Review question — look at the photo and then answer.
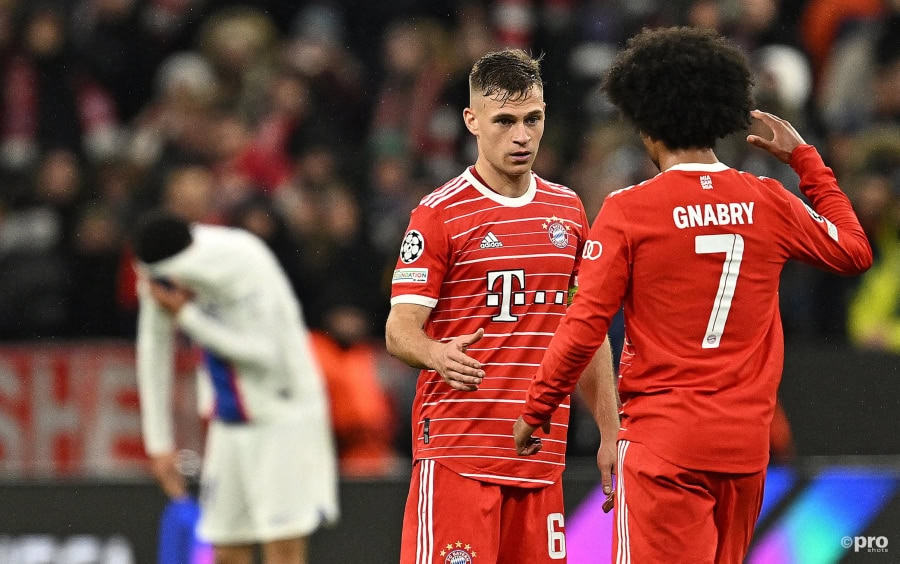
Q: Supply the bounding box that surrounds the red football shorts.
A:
[400,459,568,564]
[613,440,765,564]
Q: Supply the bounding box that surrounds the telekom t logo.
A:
[486,269,526,322]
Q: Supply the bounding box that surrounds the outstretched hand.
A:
[513,416,552,456]
[433,328,486,391]
[746,109,806,164]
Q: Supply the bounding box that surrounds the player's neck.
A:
[641,134,720,172]
[657,148,719,172]
[472,161,531,198]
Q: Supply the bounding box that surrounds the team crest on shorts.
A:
[542,216,571,249]
[400,230,425,263]
[441,541,476,563]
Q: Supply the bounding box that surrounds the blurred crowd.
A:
[0,0,897,469]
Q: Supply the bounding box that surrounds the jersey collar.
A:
[664,162,730,172]
[463,167,537,207]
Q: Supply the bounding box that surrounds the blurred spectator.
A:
[208,108,291,202]
[71,0,153,121]
[273,140,387,335]
[310,326,401,477]
[365,153,426,259]
[800,0,886,79]
[68,204,131,336]
[0,199,68,339]
[368,18,453,184]
[1,5,120,172]
[282,2,367,152]
[196,5,278,123]
[160,164,220,224]
[847,142,900,352]
[228,193,306,304]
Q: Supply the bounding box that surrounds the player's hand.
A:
[746,109,806,164]
[149,278,193,315]
[597,436,617,511]
[151,451,188,499]
[432,328,486,391]
[513,416,551,456]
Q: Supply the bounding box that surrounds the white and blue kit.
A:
[136,224,339,544]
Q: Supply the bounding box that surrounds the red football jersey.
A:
[524,146,872,473]
[391,167,590,487]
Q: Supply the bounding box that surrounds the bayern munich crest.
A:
[399,230,425,264]
[542,216,571,249]
[441,541,476,563]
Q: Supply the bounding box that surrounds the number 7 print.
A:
[695,234,744,349]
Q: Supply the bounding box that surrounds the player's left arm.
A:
[148,278,278,370]
[748,110,872,274]
[575,336,619,496]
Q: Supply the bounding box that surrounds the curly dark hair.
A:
[603,27,754,150]
[469,48,543,105]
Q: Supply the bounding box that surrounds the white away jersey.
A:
[136,225,332,456]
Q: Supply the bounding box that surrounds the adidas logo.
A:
[480,231,503,249]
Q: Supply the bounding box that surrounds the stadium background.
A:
[0,0,897,562]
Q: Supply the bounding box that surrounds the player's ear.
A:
[463,107,478,136]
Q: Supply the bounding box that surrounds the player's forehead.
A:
[478,85,545,115]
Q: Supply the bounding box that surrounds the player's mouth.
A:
[510,151,532,163]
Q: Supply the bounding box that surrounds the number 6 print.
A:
[695,234,744,349]
[547,512,566,559]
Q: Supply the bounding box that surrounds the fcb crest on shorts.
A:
[441,541,476,563]
[542,216,571,249]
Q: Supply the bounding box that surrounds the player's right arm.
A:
[387,196,486,391]
[385,303,486,392]
[136,276,187,499]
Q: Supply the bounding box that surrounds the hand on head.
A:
[746,110,806,164]
[149,278,194,315]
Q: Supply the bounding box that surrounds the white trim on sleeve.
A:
[391,294,439,308]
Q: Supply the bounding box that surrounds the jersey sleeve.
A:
[175,299,278,370]
[389,204,451,308]
[779,145,872,273]
[136,279,177,456]
[523,196,631,425]
[569,198,591,291]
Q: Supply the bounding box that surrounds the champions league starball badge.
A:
[400,230,425,264]
[542,216,571,249]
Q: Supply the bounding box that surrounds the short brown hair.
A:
[469,48,543,105]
